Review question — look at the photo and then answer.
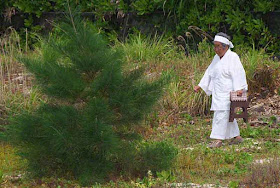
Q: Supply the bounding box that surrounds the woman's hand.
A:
[194,86,201,93]
[236,89,243,96]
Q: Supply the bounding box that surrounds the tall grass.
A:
[4,31,275,129]
[1,30,279,128]
[120,34,280,126]
[0,29,33,184]
[120,33,180,64]
[241,49,279,94]
[0,28,42,128]
[120,36,213,125]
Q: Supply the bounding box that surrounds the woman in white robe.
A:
[194,32,248,148]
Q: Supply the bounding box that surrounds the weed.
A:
[228,180,239,188]
[224,154,235,164]
[156,170,176,183]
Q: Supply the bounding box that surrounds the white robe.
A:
[210,111,240,140]
[198,49,248,139]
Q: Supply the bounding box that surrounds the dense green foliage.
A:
[7,16,177,185]
[1,0,279,52]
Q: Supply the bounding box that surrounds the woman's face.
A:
[213,41,228,57]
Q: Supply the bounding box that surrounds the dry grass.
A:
[0,28,43,127]
[139,38,280,126]
[241,158,280,188]
[241,49,280,95]
[1,30,278,126]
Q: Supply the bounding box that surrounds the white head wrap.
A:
[214,35,234,48]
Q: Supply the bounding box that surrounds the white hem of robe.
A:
[210,110,240,140]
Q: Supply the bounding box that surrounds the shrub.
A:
[8,15,170,185]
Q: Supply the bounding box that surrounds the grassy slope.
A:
[0,33,280,187]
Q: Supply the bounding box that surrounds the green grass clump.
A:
[120,33,179,63]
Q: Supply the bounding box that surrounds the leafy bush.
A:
[1,0,280,52]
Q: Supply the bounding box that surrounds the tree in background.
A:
[8,13,177,185]
[1,0,279,53]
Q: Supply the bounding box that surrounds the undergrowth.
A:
[0,30,279,187]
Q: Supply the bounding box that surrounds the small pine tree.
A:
[9,15,171,184]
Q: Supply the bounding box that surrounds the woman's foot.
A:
[208,140,222,148]
[229,136,244,145]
